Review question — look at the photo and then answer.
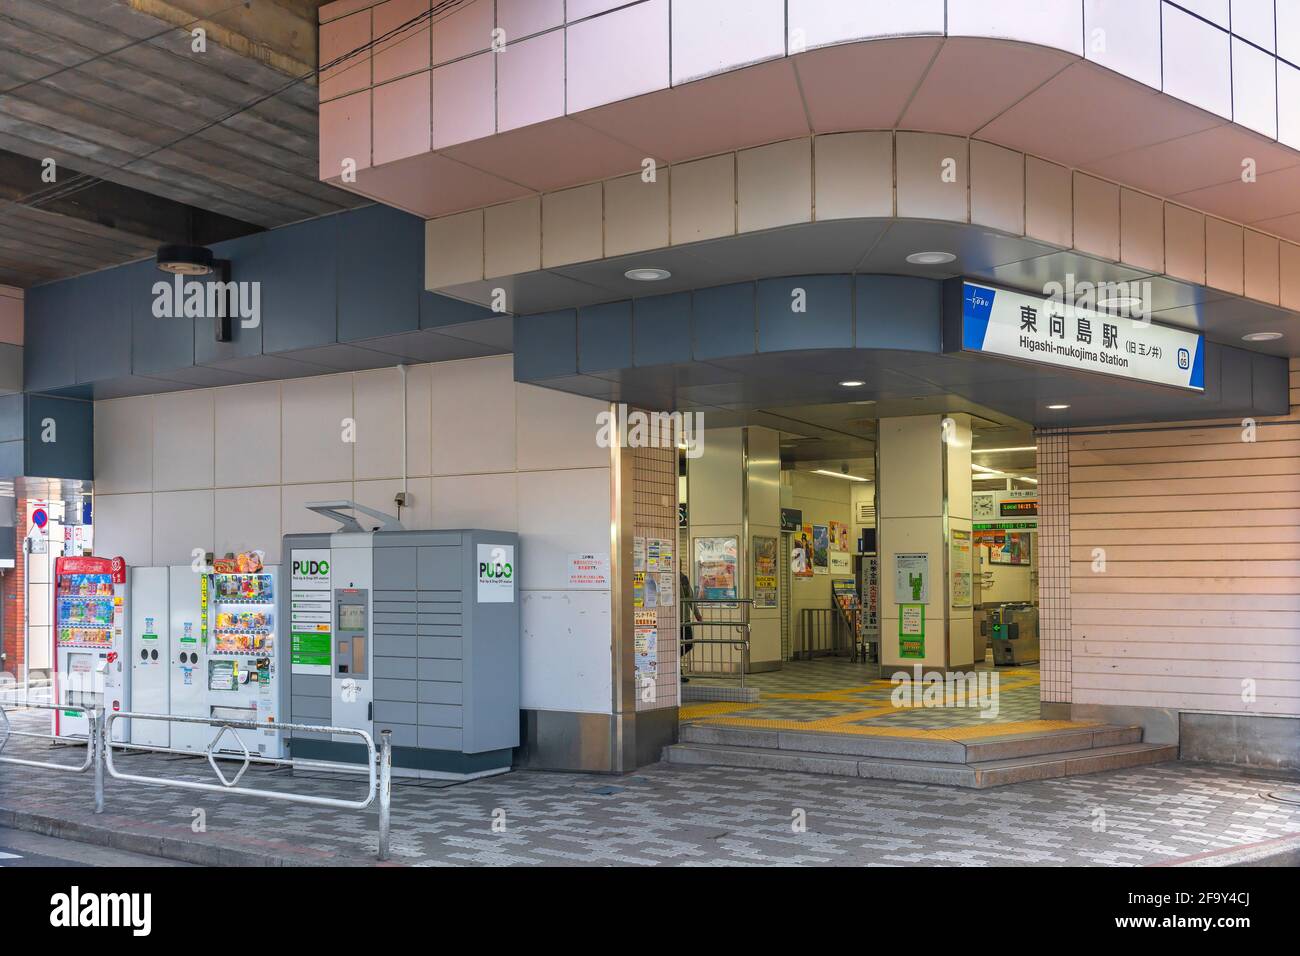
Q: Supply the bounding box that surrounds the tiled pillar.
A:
[877,414,974,671]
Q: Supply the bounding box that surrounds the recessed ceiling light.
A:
[156,243,215,276]
[1098,295,1142,310]
[1046,404,1070,410]
[1242,331,1282,342]
[624,267,671,281]
[839,380,865,387]
[906,251,956,265]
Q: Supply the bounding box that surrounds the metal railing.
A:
[795,607,858,659]
[0,702,395,861]
[680,598,751,684]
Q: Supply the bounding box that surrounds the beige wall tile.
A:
[813,131,892,220]
[1025,157,1072,247]
[604,167,670,256]
[1119,188,1164,273]
[1204,217,1244,295]
[485,196,541,277]
[425,210,483,289]
[1073,173,1119,260]
[1244,229,1280,304]
[737,138,812,233]
[1281,242,1300,311]
[970,140,1024,235]
[1164,204,1206,284]
[542,183,604,267]
[896,132,967,222]
[670,154,736,244]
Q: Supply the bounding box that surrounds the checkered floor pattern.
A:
[682,658,1048,736]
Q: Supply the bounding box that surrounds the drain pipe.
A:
[397,364,408,519]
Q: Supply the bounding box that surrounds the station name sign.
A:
[944,280,1204,391]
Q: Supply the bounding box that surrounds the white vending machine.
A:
[52,556,130,742]
[129,566,170,747]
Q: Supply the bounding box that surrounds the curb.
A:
[0,806,378,868]
[1157,832,1300,868]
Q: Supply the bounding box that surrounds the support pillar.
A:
[877,414,974,671]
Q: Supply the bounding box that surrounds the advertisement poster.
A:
[647,538,662,571]
[658,571,674,607]
[812,525,829,574]
[657,538,674,572]
[837,522,850,552]
[829,551,852,575]
[977,529,1033,566]
[644,572,659,608]
[476,543,515,603]
[950,530,972,608]
[863,555,880,635]
[633,536,646,573]
[753,535,778,608]
[791,526,813,578]
[828,520,842,549]
[899,603,925,659]
[633,572,645,608]
[894,553,930,603]
[695,536,738,599]
[634,610,658,683]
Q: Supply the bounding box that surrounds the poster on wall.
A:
[634,610,658,684]
[898,603,925,659]
[828,521,842,550]
[658,572,674,607]
[829,550,851,575]
[753,535,778,608]
[977,529,1033,566]
[695,536,738,600]
[633,536,646,572]
[568,553,610,589]
[812,525,830,574]
[838,522,850,552]
[950,530,972,608]
[894,553,930,603]
[791,526,814,578]
[862,555,880,636]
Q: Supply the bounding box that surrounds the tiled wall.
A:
[1060,359,1300,717]
[320,0,1300,179]
[91,354,619,716]
[426,132,1300,315]
[1036,429,1072,704]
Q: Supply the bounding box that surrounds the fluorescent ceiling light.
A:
[839,380,865,387]
[906,251,956,265]
[973,445,1036,453]
[1046,403,1070,410]
[624,267,671,281]
[812,469,868,482]
[1242,331,1282,342]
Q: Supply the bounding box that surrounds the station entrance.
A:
[666,403,1169,785]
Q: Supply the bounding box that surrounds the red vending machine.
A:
[51,556,130,742]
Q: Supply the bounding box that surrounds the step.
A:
[679,721,1144,763]
[663,741,1178,789]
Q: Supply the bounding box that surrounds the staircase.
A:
[665,723,1176,788]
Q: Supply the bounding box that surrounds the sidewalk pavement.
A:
[1,715,1298,866]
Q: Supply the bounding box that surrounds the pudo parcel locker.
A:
[283,502,520,779]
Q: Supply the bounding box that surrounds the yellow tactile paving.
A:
[678,702,760,720]
[692,716,1101,739]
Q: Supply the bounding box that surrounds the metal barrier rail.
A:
[681,598,751,684]
[795,607,855,659]
[0,703,395,861]
[105,711,393,860]
[0,701,100,774]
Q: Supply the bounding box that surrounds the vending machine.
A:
[52,556,130,742]
[132,558,284,757]
[203,556,284,758]
[129,567,170,747]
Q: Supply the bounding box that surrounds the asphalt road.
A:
[0,826,189,867]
